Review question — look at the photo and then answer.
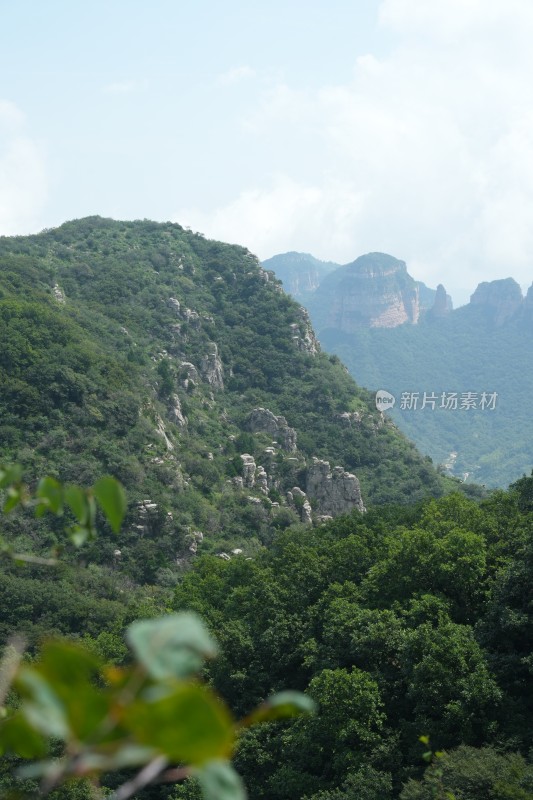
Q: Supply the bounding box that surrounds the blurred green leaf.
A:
[124,683,234,764]
[93,476,126,533]
[247,690,316,725]
[196,760,246,800]
[36,476,63,516]
[0,713,47,759]
[73,744,159,773]
[3,488,22,514]
[17,670,70,739]
[69,525,90,547]
[0,465,22,490]
[35,641,109,741]
[127,613,218,680]
[64,485,88,524]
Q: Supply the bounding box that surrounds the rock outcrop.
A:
[246,408,297,452]
[200,343,224,389]
[168,393,187,427]
[180,362,199,390]
[306,458,365,516]
[240,454,256,488]
[287,487,313,525]
[290,308,320,355]
[427,284,452,319]
[470,278,523,326]
[308,253,420,333]
[53,284,66,303]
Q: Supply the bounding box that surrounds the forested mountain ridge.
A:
[0,217,458,585]
[0,220,531,799]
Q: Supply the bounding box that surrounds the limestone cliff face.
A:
[306,458,365,516]
[308,253,420,333]
[469,278,523,326]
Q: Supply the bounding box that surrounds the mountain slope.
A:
[0,218,457,585]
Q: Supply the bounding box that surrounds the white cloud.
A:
[0,101,47,236]
[179,0,533,303]
[216,65,256,87]
[102,80,148,94]
[176,175,365,257]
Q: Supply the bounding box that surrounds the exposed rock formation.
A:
[240,454,256,488]
[155,414,174,450]
[470,278,523,326]
[417,281,453,312]
[427,284,452,319]
[255,465,269,495]
[306,458,365,516]
[309,253,420,333]
[287,487,312,525]
[246,407,297,452]
[290,308,320,355]
[53,284,66,303]
[200,343,224,389]
[336,411,363,426]
[168,393,187,427]
[180,362,199,390]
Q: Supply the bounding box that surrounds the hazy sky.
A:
[2,0,533,304]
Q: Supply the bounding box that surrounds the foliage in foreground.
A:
[0,469,313,799]
[0,612,313,800]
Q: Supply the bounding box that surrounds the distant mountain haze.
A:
[263,250,533,487]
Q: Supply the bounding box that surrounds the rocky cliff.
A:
[469,278,523,326]
[307,252,421,333]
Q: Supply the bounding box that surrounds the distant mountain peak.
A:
[470,277,523,326]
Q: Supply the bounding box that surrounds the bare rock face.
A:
[309,253,420,332]
[289,308,320,355]
[240,454,256,488]
[286,487,313,525]
[470,278,523,326]
[200,343,224,389]
[168,393,187,428]
[306,458,365,516]
[256,466,269,495]
[155,414,174,451]
[180,362,199,390]
[53,284,66,304]
[246,407,297,452]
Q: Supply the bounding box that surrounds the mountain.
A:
[261,251,339,302]
[267,252,454,333]
[263,249,532,487]
[0,218,461,588]
[317,277,533,487]
[306,253,421,331]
